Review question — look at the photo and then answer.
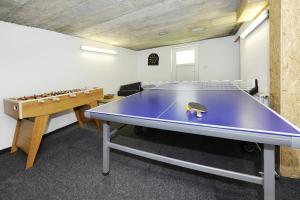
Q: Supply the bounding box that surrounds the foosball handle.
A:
[37,99,45,103]
[51,97,60,102]
[69,93,77,97]
[196,111,202,117]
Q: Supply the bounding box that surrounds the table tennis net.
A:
[142,80,256,91]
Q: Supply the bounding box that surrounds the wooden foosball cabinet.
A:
[3,87,103,168]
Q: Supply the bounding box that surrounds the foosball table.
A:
[3,87,103,168]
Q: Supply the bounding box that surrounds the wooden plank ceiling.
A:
[0,0,241,50]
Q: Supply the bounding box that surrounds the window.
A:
[176,49,195,65]
[173,47,198,81]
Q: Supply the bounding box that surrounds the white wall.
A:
[0,21,137,150]
[0,22,243,151]
[137,36,240,82]
[197,37,240,80]
[240,19,269,94]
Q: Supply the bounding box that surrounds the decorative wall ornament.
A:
[148,53,159,66]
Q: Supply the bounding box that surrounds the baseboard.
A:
[0,147,11,155]
[0,122,78,154]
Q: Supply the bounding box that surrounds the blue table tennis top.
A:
[90,89,300,137]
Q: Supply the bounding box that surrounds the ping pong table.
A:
[85,81,300,200]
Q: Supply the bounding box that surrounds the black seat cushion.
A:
[117,82,143,96]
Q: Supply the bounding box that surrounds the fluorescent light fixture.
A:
[80,45,117,55]
[237,1,269,23]
[240,9,268,38]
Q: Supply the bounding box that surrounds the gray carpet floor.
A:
[0,124,299,200]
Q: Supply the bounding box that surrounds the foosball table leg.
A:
[89,101,102,130]
[26,115,49,169]
[94,119,102,130]
[11,119,21,153]
[74,107,85,128]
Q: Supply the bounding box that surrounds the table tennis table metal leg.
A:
[103,121,110,176]
[263,144,275,200]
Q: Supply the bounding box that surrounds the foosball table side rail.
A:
[3,99,23,119]
[4,88,103,119]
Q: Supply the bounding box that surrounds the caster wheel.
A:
[102,172,110,176]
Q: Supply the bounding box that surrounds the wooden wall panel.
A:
[279,0,300,178]
[281,0,300,127]
[270,0,300,178]
[269,0,281,113]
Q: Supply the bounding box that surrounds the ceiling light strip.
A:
[80,45,117,55]
[240,9,269,39]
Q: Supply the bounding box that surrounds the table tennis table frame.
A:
[85,112,281,200]
[85,81,300,200]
